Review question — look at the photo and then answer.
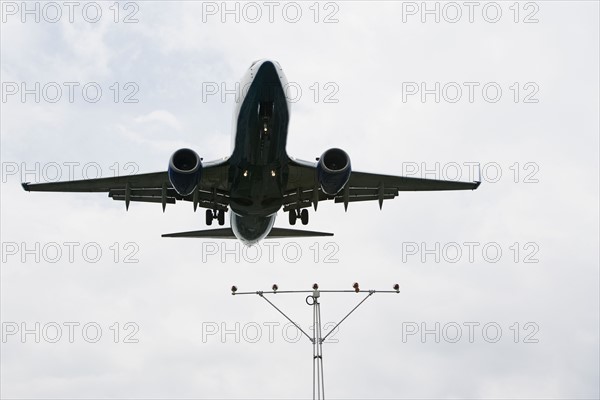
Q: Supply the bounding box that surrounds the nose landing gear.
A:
[258,101,274,137]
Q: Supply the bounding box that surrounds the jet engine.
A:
[317,148,352,195]
[168,148,202,196]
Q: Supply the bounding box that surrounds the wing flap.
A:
[109,188,180,198]
[334,194,395,204]
[347,187,399,196]
[111,195,177,204]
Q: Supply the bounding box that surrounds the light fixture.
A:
[243,170,248,177]
[271,170,276,177]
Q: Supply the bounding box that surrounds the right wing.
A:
[284,158,480,211]
[22,159,231,212]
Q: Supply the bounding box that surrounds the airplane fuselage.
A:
[228,60,291,244]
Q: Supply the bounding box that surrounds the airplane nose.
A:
[251,60,283,101]
[256,60,279,82]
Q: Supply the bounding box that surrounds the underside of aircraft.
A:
[22,59,480,245]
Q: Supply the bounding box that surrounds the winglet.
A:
[21,182,30,192]
[473,163,482,189]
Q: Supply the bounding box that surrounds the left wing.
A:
[283,158,480,211]
[22,159,231,212]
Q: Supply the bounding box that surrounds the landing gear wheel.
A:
[217,210,225,226]
[206,209,213,226]
[300,209,309,225]
[289,210,297,226]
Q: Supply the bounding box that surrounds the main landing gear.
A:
[289,209,309,226]
[206,209,225,226]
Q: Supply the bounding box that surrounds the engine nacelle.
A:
[317,148,352,195]
[168,148,202,196]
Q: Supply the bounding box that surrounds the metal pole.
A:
[312,296,317,400]
[316,298,325,399]
[311,288,324,400]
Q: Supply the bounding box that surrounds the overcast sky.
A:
[1,1,599,399]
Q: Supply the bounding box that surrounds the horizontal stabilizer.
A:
[162,227,333,239]
[268,228,334,238]
[162,228,236,238]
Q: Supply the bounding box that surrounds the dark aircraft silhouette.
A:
[22,59,480,245]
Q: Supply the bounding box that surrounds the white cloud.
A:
[133,109,183,131]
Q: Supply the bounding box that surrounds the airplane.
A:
[22,59,480,245]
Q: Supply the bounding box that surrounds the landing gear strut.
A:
[289,209,309,226]
[206,209,225,226]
